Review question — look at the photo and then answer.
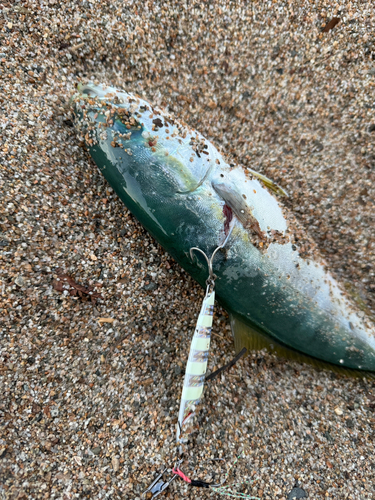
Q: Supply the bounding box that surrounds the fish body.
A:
[73,83,375,371]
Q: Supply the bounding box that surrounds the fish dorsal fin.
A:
[247,168,288,197]
[229,313,375,379]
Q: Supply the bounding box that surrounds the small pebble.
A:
[287,487,308,499]
[112,456,120,472]
[14,275,25,287]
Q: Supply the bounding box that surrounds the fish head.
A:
[73,83,218,197]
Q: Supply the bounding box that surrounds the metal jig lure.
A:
[177,221,235,445]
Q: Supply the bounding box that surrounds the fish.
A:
[72,83,375,372]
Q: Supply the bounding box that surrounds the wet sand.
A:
[1,1,374,499]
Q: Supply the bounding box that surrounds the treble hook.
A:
[190,219,235,286]
[143,459,183,499]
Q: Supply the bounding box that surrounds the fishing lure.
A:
[176,281,215,444]
[177,223,234,445]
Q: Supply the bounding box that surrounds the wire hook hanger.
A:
[190,219,236,286]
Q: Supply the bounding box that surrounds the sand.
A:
[0,1,374,499]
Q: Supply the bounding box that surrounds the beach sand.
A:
[1,1,374,498]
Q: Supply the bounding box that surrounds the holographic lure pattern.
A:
[176,288,215,443]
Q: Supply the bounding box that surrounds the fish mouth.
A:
[71,83,102,105]
[77,83,106,98]
[77,83,97,97]
[77,83,123,100]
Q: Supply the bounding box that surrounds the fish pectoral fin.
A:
[247,168,288,197]
[229,313,375,378]
[212,182,250,225]
[212,181,266,240]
